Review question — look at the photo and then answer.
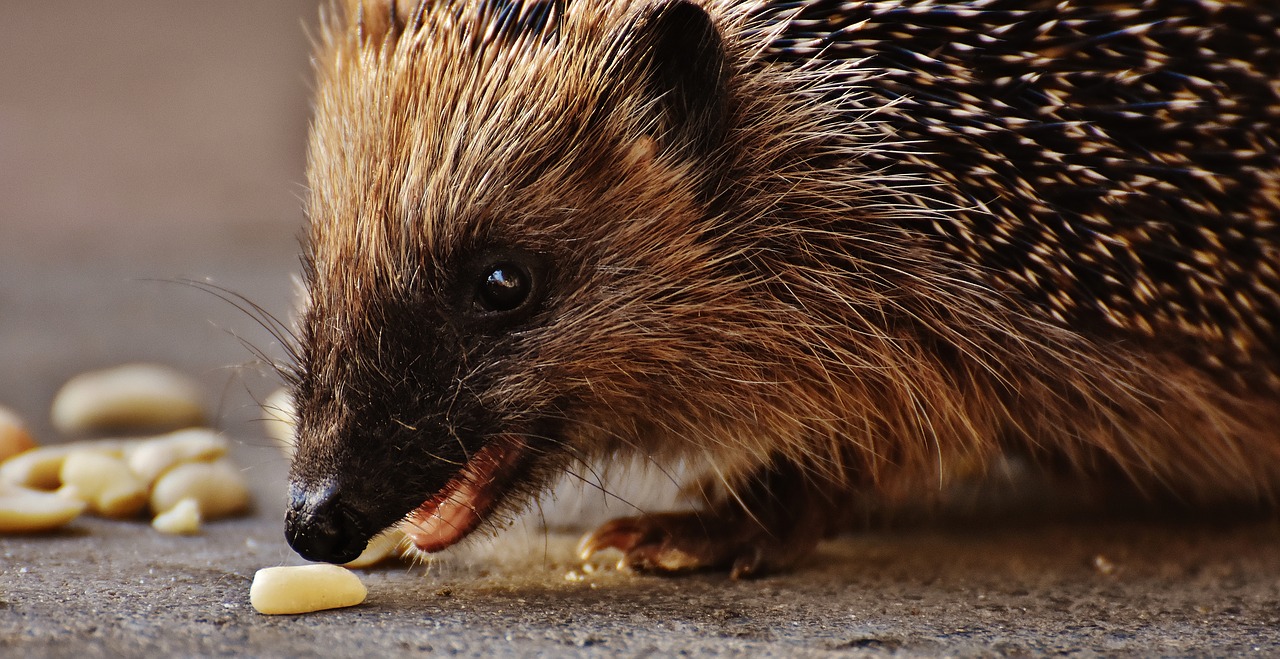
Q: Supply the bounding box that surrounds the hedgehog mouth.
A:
[401,434,530,553]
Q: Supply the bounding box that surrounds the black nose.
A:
[285,481,370,564]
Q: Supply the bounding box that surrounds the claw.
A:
[576,465,835,577]
[576,516,648,560]
[577,511,774,577]
[729,545,764,580]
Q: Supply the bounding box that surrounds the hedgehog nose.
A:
[285,481,368,564]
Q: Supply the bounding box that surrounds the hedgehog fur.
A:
[285,0,1280,575]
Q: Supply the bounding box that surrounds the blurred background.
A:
[0,0,673,525]
[0,1,317,446]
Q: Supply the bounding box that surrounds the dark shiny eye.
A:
[477,262,531,312]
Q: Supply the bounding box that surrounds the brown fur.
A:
[287,0,1280,574]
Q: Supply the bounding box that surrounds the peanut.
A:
[51,363,206,434]
[126,428,228,485]
[0,407,37,462]
[149,458,250,519]
[0,482,87,532]
[343,526,409,568]
[250,564,367,615]
[261,388,297,458]
[1,440,128,490]
[59,451,148,518]
[151,497,202,535]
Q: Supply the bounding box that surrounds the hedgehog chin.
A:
[401,435,530,553]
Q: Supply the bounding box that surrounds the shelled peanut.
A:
[0,481,87,532]
[0,364,253,535]
[0,407,37,462]
[262,387,297,459]
[51,363,206,435]
[250,565,368,615]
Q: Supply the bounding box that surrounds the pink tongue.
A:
[402,437,525,553]
[403,479,486,553]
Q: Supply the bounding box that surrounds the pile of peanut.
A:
[0,364,250,535]
[1,365,396,615]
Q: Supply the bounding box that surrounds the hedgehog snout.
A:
[285,479,370,565]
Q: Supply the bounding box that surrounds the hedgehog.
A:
[283,0,1280,577]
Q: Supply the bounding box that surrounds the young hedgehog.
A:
[285,0,1280,577]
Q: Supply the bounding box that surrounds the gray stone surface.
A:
[3,3,1280,657]
[5,512,1280,656]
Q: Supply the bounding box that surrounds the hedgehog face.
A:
[285,243,560,563]
[285,0,736,563]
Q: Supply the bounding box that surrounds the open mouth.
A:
[401,434,530,553]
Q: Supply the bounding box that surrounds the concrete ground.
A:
[3,2,1280,656]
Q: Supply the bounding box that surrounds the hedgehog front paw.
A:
[577,512,767,578]
[577,510,807,579]
[579,461,851,578]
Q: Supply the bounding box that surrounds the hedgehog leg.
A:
[577,461,844,578]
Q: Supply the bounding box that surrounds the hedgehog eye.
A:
[476,262,532,313]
